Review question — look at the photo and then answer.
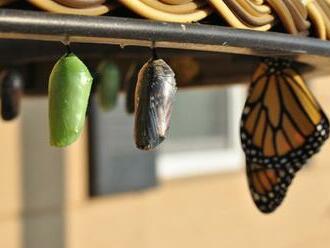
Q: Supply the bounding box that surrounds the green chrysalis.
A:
[49,52,93,147]
[96,61,120,111]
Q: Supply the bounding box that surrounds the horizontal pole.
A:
[0,9,329,61]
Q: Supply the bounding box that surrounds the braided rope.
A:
[1,0,330,39]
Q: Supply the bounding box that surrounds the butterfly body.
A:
[241,58,329,213]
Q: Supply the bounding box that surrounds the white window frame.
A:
[156,85,246,179]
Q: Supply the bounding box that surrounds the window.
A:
[157,85,246,179]
[89,85,247,196]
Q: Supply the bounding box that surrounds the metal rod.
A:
[0,9,330,61]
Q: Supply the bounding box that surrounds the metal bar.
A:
[0,9,330,60]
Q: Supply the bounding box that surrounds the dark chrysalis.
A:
[134,57,177,150]
[124,63,140,114]
[0,69,23,121]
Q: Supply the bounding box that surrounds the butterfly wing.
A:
[241,59,329,213]
[246,162,294,213]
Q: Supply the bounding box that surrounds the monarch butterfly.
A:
[134,55,177,150]
[240,58,329,213]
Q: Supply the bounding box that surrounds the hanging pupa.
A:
[124,63,140,114]
[96,60,121,111]
[48,50,93,147]
[0,69,23,121]
[134,50,177,150]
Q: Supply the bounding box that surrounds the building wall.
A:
[0,76,330,248]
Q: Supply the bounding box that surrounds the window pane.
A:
[161,88,229,152]
[89,96,157,196]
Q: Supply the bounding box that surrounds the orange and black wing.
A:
[240,59,329,213]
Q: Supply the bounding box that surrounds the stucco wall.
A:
[0,75,330,248]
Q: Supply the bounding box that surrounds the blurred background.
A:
[0,69,329,248]
[0,1,329,247]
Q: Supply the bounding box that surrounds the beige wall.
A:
[0,118,22,248]
[1,77,330,248]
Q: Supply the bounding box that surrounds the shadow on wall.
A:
[21,97,66,248]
